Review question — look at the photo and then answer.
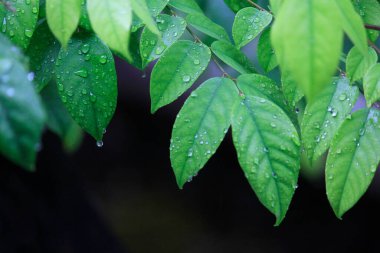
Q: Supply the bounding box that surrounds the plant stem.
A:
[365,24,380,31]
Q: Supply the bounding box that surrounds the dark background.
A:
[1,1,380,252]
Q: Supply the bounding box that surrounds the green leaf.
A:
[26,21,60,92]
[326,108,380,218]
[352,0,380,41]
[55,33,117,141]
[211,40,256,74]
[130,0,159,34]
[301,77,359,164]
[258,28,278,72]
[232,7,272,49]
[79,0,92,31]
[87,0,132,59]
[170,77,239,188]
[333,0,367,54]
[186,13,230,42]
[168,0,203,14]
[269,0,283,16]
[363,64,380,107]
[223,0,251,13]
[281,73,304,108]
[0,0,39,49]
[150,40,211,113]
[132,0,169,32]
[0,34,45,170]
[140,14,186,67]
[272,0,343,102]
[346,46,378,82]
[46,0,81,47]
[232,95,300,225]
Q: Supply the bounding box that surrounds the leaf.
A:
[258,28,278,72]
[140,14,186,67]
[46,0,81,47]
[281,73,304,108]
[0,34,45,170]
[271,0,343,102]
[26,21,60,92]
[346,46,378,82]
[223,0,251,13]
[150,40,211,113]
[333,0,367,54]
[0,0,39,49]
[232,95,300,225]
[232,7,272,49]
[79,0,92,31]
[186,13,230,42]
[132,0,169,32]
[301,77,359,164]
[168,0,203,14]
[130,0,159,34]
[326,108,380,218]
[170,77,239,188]
[352,0,380,41]
[55,33,117,141]
[87,0,132,59]
[363,64,380,107]
[211,40,256,74]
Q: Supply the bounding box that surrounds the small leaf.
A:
[87,0,132,59]
[301,77,359,164]
[281,73,304,108]
[232,7,272,49]
[346,46,378,82]
[326,108,380,218]
[132,0,169,31]
[211,40,256,74]
[258,28,278,72]
[46,0,81,47]
[150,40,211,113]
[363,64,380,107]
[0,0,39,49]
[130,0,159,34]
[232,95,300,225]
[186,13,230,42]
[55,33,117,141]
[171,77,239,188]
[0,34,45,170]
[140,14,186,67]
[223,0,250,13]
[26,21,60,92]
[168,0,203,14]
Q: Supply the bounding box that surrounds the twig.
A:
[0,0,16,12]
[365,24,380,31]
[246,0,272,14]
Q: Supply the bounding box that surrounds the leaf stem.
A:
[246,0,272,14]
[365,24,380,31]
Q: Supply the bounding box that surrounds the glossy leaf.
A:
[211,40,256,74]
[363,64,380,107]
[55,33,117,141]
[272,0,343,102]
[150,40,211,113]
[232,7,272,49]
[170,77,239,188]
[87,0,132,59]
[79,0,92,31]
[132,0,169,31]
[130,0,159,34]
[26,21,60,92]
[281,73,304,108]
[301,77,359,164]
[326,108,380,218]
[168,0,203,14]
[346,46,378,82]
[140,14,186,67]
[232,95,300,225]
[0,34,45,170]
[0,0,39,49]
[186,13,230,42]
[258,28,278,72]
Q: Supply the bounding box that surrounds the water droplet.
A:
[96,140,104,148]
[24,29,33,38]
[339,93,347,101]
[182,75,191,83]
[81,43,90,54]
[99,55,107,64]
[74,69,88,78]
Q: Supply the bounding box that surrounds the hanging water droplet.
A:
[96,140,104,148]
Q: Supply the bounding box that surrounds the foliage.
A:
[0,0,380,225]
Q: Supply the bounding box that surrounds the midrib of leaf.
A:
[105,0,125,52]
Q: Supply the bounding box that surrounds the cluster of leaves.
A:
[0,0,380,225]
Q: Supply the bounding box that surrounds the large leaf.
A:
[326,108,380,218]
[87,0,132,59]
[0,0,39,49]
[55,33,117,141]
[140,14,186,67]
[232,95,300,225]
[271,0,343,102]
[346,46,378,82]
[46,0,81,47]
[211,41,256,74]
[232,7,272,49]
[258,28,278,73]
[363,64,380,107]
[301,77,359,164]
[26,21,60,92]
[0,34,45,170]
[186,13,230,42]
[170,77,239,188]
[150,40,211,113]
[130,0,159,34]
[168,0,203,14]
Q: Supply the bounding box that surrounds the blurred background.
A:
[1,0,380,252]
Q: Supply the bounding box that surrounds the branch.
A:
[365,24,380,31]
[246,0,273,14]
